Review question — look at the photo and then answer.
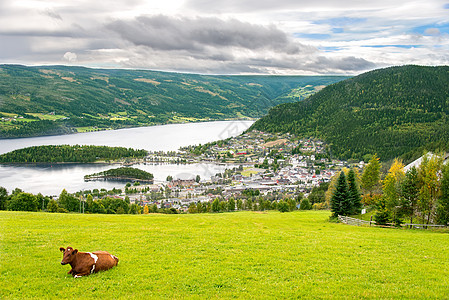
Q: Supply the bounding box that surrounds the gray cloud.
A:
[42,8,63,21]
[106,15,305,54]
[306,56,377,72]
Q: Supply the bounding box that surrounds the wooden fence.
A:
[338,215,447,229]
[338,215,373,226]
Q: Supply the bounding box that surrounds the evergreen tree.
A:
[330,171,351,216]
[374,197,391,225]
[347,168,362,214]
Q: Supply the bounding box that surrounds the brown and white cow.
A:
[59,246,119,278]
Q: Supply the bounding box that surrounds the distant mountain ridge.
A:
[250,65,449,161]
[0,65,346,138]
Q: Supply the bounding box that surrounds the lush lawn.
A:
[1,210,448,299]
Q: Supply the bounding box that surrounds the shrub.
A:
[277,201,289,213]
[300,198,312,210]
[47,199,59,213]
[8,192,38,212]
[56,207,69,213]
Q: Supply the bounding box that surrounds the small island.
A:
[84,167,154,183]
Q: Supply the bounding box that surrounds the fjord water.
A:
[0,120,253,195]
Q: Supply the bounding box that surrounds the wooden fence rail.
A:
[338,215,447,229]
[338,215,373,226]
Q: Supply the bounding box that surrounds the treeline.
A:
[0,120,72,138]
[0,145,148,163]
[84,167,154,181]
[0,188,141,214]
[326,153,449,226]
[251,65,449,161]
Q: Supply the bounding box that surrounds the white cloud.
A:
[63,51,77,62]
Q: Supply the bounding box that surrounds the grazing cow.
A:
[59,246,119,278]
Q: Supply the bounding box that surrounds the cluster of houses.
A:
[121,131,354,211]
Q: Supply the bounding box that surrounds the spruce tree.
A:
[347,169,362,214]
[331,171,351,216]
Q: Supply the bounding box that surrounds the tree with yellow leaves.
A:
[143,204,149,214]
[382,158,405,224]
[383,159,405,209]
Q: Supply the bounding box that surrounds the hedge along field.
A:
[1,211,448,299]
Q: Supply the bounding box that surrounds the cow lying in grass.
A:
[59,246,119,278]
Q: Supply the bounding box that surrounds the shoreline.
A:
[0,118,256,141]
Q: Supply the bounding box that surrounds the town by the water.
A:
[102,130,355,212]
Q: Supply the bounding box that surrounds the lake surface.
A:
[0,120,253,195]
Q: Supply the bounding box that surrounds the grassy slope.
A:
[1,210,448,299]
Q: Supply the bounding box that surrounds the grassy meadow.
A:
[1,210,448,299]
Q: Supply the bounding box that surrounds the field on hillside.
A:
[1,211,448,299]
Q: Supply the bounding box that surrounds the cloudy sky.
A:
[0,0,448,75]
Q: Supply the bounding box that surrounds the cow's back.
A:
[92,251,119,272]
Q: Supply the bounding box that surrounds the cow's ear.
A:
[73,249,78,254]
[60,247,65,252]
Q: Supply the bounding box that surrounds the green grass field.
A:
[1,210,448,299]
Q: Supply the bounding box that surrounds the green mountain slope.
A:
[0,65,345,138]
[250,65,449,161]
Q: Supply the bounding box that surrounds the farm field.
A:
[1,210,448,299]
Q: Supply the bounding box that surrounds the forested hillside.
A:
[251,65,449,161]
[0,65,345,138]
[0,145,147,163]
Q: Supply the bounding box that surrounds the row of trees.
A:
[0,145,148,163]
[0,188,141,215]
[377,154,449,225]
[184,196,311,214]
[329,152,449,226]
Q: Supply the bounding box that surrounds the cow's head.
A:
[59,246,78,265]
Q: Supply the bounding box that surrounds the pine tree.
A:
[347,168,362,214]
[331,171,351,216]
